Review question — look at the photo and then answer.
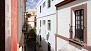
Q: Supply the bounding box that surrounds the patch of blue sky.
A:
[26,0,39,9]
[34,0,39,3]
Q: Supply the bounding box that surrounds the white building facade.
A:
[36,0,64,51]
[55,0,91,51]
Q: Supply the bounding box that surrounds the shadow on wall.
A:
[69,42,82,50]
[36,34,55,51]
[57,41,83,51]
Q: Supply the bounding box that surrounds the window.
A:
[75,9,84,41]
[40,6,41,13]
[43,20,45,25]
[40,35,41,42]
[70,4,87,43]
[40,20,41,27]
[46,32,50,40]
[48,20,51,30]
[48,0,51,8]
[43,2,45,8]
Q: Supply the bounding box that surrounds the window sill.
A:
[69,38,84,46]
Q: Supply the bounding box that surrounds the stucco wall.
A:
[17,0,25,44]
[87,0,91,46]
[5,0,11,51]
[57,0,91,51]
[36,0,56,18]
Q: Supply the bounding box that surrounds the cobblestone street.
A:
[26,38,36,51]
[26,38,43,51]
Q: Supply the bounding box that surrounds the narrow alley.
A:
[1,0,91,51]
[26,38,36,51]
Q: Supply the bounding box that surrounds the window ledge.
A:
[69,38,84,46]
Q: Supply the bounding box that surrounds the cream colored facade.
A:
[26,9,36,28]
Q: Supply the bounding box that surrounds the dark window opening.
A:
[43,20,45,25]
[43,2,45,8]
[40,6,41,13]
[75,9,84,41]
[48,20,51,30]
[40,20,41,27]
[48,0,51,8]
[40,35,41,42]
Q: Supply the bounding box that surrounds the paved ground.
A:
[26,38,36,51]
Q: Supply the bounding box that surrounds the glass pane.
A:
[78,21,80,24]
[48,23,51,30]
[76,16,78,20]
[81,21,83,25]
[48,20,51,22]
[81,16,83,20]
[76,24,77,26]
[76,26,77,29]
[81,26,83,29]
[43,20,45,25]
[78,16,80,20]
[76,21,78,24]
[40,20,41,27]
[48,20,51,30]
[78,26,80,29]
[78,11,80,15]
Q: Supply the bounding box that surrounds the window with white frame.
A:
[40,6,41,13]
[48,20,51,30]
[48,0,51,8]
[43,2,45,8]
[43,20,45,25]
[40,20,41,27]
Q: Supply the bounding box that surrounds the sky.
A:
[26,0,39,9]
